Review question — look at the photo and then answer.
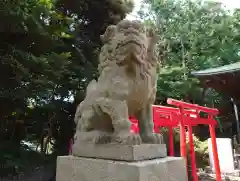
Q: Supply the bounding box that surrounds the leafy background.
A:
[0,0,240,179]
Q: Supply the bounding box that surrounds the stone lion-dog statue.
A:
[73,20,163,145]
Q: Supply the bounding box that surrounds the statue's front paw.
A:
[74,130,111,144]
[112,133,142,145]
[141,133,164,144]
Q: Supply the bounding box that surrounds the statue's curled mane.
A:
[98,20,158,79]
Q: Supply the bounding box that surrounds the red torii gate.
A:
[130,98,221,181]
[69,98,221,181]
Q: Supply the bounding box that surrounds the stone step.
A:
[56,155,187,181]
[72,143,167,161]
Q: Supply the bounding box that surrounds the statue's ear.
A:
[100,25,116,43]
[147,27,158,65]
[147,28,158,45]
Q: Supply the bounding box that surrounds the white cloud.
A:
[219,0,240,9]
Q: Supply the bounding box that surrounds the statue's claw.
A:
[141,133,164,144]
[74,130,112,144]
[112,133,142,145]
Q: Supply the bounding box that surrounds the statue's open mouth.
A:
[118,39,142,49]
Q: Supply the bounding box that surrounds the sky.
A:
[126,0,143,20]
[126,0,240,20]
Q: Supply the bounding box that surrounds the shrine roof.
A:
[191,61,240,76]
[191,61,240,100]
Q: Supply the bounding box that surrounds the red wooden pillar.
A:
[187,125,198,181]
[179,107,188,180]
[179,108,187,157]
[180,124,187,158]
[209,124,221,181]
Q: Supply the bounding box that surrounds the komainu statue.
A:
[73,20,163,145]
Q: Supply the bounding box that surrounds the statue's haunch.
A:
[73,20,163,145]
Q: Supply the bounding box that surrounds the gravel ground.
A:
[198,172,240,181]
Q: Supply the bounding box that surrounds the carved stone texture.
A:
[72,143,167,161]
[73,20,163,146]
[56,156,187,181]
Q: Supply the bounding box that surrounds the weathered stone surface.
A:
[72,143,167,161]
[73,20,163,145]
[56,156,187,181]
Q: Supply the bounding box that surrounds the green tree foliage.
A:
[0,0,134,176]
[140,0,240,105]
[139,0,240,170]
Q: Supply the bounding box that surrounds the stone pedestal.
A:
[56,144,187,181]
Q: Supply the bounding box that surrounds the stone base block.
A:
[72,143,167,161]
[56,156,187,181]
